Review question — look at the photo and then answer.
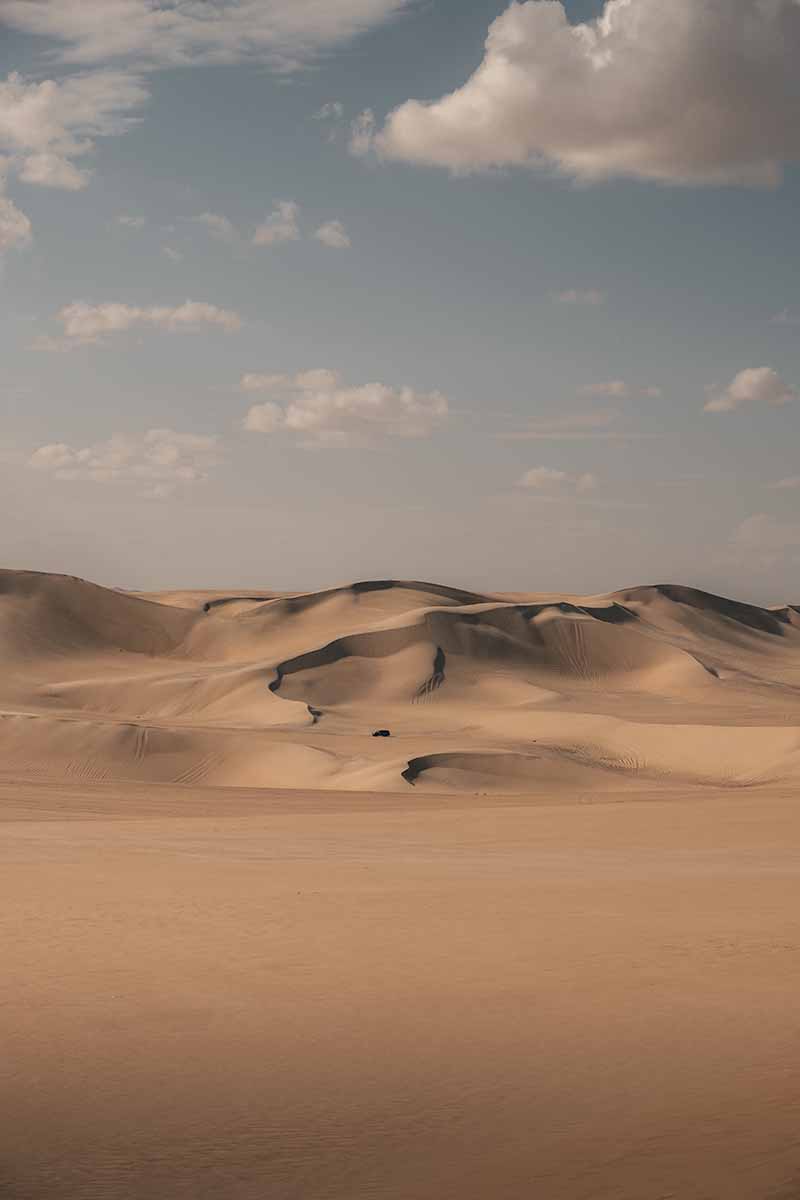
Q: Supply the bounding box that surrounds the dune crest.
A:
[1,568,799,794]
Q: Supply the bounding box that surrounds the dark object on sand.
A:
[372,730,391,738]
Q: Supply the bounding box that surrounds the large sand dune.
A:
[2,567,800,795]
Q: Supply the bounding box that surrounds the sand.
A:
[2,569,800,794]
[3,569,800,1197]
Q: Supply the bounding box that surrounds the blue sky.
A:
[1,0,798,599]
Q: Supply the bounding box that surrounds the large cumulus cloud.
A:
[378,0,800,186]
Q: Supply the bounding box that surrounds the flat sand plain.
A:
[3,571,800,1198]
[4,780,800,1200]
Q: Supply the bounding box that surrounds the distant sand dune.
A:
[2,567,800,794]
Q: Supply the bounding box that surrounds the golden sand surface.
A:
[4,780,800,1199]
[2,570,800,794]
[3,570,800,1197]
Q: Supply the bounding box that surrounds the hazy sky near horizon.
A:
[1,0,799,600]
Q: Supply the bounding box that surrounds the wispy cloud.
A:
[253,200,300,247]
[0,1,415,71]
[314,219,351,249]
[35,299,242,349]
[497,409,654,442]
[29,428,221,497]
[192,212,238,242]
[578,380,662,399]
[314,102,344,121]
[0,70,149,192]
[242,369,448,448]
[578,380,629,398]
[349,109,376,158]
[0,178,32,254]
[190,204,351,252]
[314,101,345,142]
[517,466,597,494]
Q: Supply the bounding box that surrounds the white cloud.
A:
[314,101,346,142]
[0,1,415,70]
[578,380,628,398]
[194,208,341,248]
[0,70,148,191]
[0,5,412,207]
[193,211,237,241]
[241,372,295,393]
[315,219,351,249]
[0,181,32,252]
[705,368,796,414]
[244,401,285,434]
[349,108,376,157]
[253,200,299,247]
[292,369,340,391]
[18,151,88,190]
[194,209,348,250]
[242,369,448,447]
[38,299,241,348]
[554,289,606,306]
[517,466,569,489]
[377,0,800,186]
[29,428,220,495]
[29,442,75,471]
[517,465,597,492]
[314,101,344,121]
[578,380,661,399]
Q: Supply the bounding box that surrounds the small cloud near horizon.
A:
[314,220,351,249]
[705,367,796,413]
[517,466,597,494]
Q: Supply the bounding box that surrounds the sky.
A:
[1,0,799,600]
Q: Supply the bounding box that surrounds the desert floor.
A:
[4,778,800,1200]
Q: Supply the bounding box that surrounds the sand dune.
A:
[0,569,193,661]
[2,567,800,794]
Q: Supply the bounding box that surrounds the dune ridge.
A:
[2,567,800,794]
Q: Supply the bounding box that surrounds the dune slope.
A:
[1,568,799,794]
